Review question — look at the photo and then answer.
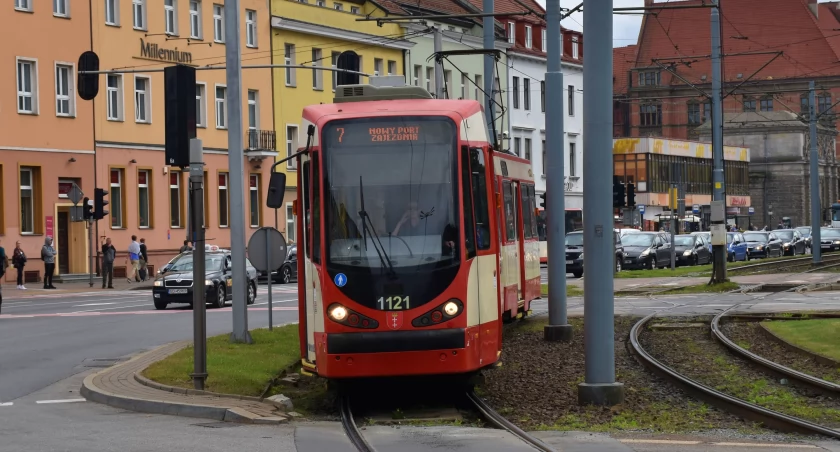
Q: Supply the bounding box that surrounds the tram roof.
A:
[302,96,484,122]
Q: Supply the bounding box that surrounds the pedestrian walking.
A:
[127,235,141,283]
[0,240,8,313]
[101,238,116,289]
[12,241,27,290]
[41,237,56,289]
[139,238,149,282]
[179,240,193,253]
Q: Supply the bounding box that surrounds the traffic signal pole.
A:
[543,0,572,342]
[710,0,727,283]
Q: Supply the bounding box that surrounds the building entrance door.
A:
[57,211,70,274]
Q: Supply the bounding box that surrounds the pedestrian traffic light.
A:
[539,193,547,209]
[613,179,626,208]
[94,188,109,220]
[627,182,636,207]
[82,197,93,220]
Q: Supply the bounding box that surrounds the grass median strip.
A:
[541,284,583,297]
[143,325,300,397]
[761,319,840,362]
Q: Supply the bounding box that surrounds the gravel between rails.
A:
[721,321,840,385]
[642,321,840,429]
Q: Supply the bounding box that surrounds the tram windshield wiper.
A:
[358,176,397,279]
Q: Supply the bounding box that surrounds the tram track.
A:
[339,394,377,452]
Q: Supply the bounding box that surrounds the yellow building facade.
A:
[270,0,414,244]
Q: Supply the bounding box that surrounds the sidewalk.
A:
[2,277,153,296]
[80,341,290,424]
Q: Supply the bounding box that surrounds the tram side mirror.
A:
[266,172,287,209]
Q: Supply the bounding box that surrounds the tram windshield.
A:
[323,116,459,271]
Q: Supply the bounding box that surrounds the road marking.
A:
[619,439,701,445]
[36,398,86,404]
[0,402,13,406]
[74,302,118,307]
[0,306,298,319]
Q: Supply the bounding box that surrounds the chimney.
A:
[808,0,819,18]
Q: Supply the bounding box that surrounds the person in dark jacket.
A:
[179,240,193,253]
[41,237,56,289]
[0,240,8,313]
[139,238,149,282]
[101,238,116,289]
[12,241,27,290]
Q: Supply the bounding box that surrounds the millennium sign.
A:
[138,38,193,65]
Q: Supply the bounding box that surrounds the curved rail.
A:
[629,314,840,438]
[340,395,377,452]
[466,390,556,452]
[711,312,840,394]
[729,253,840,274]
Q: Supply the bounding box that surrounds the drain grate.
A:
[193,422,240,429]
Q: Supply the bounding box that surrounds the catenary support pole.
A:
[189,138,208,390]
[482,0,496,136]
[710,0,727,283]
[578,0,624,406]
[810,81,822,264]
[543,0,571,342]
[434,26,445,99]
[225,0,252,343]
[267,229,273,331]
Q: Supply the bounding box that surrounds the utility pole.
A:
[225,0,252,343]
[434,26,445,99]
[809,81,822,264]
[710,0,727,283]
[578,0,624,406]
[543,0,571,342]
[189,138,208,390]
[482,0,496,138]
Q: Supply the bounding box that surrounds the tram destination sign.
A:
[327,118,454,147]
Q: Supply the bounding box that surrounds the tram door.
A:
[501,180,522,312]
[300,155,317,363]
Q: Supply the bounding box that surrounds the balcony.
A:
[245,129,277,160]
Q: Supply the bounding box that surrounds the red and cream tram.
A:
[286,83,540,379]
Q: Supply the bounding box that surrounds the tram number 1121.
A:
[378,296,410,310]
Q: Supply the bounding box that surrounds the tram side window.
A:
[502,180,517,242]
[311,154,321,264]
[469,148,491,250]
[303,160,311,259]
[460,146,477,259]
[520,184,533,239]
[527,185,538,238]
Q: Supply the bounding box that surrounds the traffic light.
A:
[627,182,636,207]
[539,193,547,209]
[82,197,93,220]
[613,179,626,208]
[94,188,109,220]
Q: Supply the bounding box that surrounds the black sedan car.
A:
[819,227,840,252]
[674,234,711,266]
[773,229,806,256]
[743,232,783,258]
[256,245,298,284]
[621,232,672,270]
[564,231,625,278]
[152,251,258,310]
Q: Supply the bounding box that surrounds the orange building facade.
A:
[2,0,279,281]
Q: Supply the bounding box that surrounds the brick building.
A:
[613,0,840,227]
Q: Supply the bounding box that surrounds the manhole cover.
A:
[193,422,239,429]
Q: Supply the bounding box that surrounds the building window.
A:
[334,2,343,10]
[286,203,296,243]
[54,0,69,17]
[542,139,546,175]
[523,78,530,111]
[525,26,532,49]
[512,77,519,109]
[569,142,577,177]
[15,0,32,12]
[170,172,182,228]
[55,63,75,117]
[312,49,323,90]
[507,22,515,44]
[461,73,468,99]
[16,59,37,115]
[760,97,773,112]
[568,85,574,116]
[687,102,700,125]
[513,137,521,156]
[374,58,383,76]
[638,70,660,86]
[540,81,545,112]
[164,0,178,35]
[284,44,296,86]
[524,138,531,161]
[189,1,202,39]
[703,101,711,122]
[133,0,146,29]
[218,172,229,227]
[106,74,123,121]
[639,103,662,126]
[195,83,206,127]
[213,4,224,43]
[413,65,422,87]
[331,51,340,91]
[249,174,261,227]
[286,125,298,168]
[317,0,325,6]
[215,85,227,128]
[247,90,258,131]
[246,9,257,47]
[105,0,119,25]
[743,96,756,112]
[138,169,151,228]
[426,67,434,93]
[350,6,359,14]
[388,60,396,75]
[819,94,832,114]
[572,37,579,59]
[134,76,151,123]
[110,168,124,228]
[475,75,482,101]
[19,168,39,234]
[542,28,547,52]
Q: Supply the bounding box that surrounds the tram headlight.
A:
[329,304,348,321]
[443,301,460,316]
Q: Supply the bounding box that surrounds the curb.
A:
[80,341,287,423]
